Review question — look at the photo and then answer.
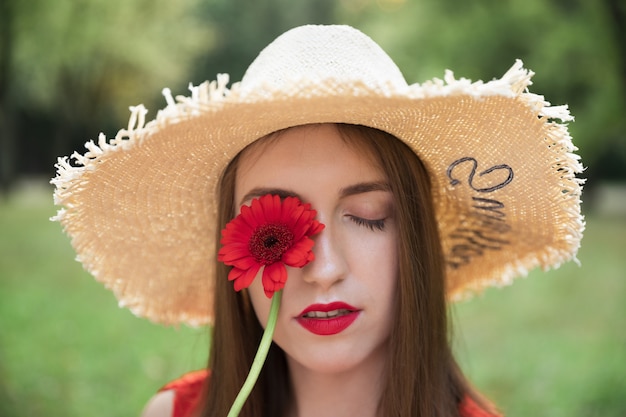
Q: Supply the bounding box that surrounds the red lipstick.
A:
[296,302,360,336]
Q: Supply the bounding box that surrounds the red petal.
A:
[229,264,261,291]
[219,194,326,296]
[218,246,250,262]
[308,220,325,236]
[221,225,254,242]
[262,262,287,298]
[263,285,275,298]
[229,256,259,271]
[290,209,314,240]
[282,238,315,267]
[220,229,254,249]
[264,194,282,223]
[290,212,310,239]
[248,197,267,226]
[227,267,244,282]
[240,204,262,230]
[280,197,301,224]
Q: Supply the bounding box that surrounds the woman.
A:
[52,25,584,417]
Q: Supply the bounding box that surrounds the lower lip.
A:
[296,311,360,336]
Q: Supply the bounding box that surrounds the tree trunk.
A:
[605,0,626,103]
[0,0,16,196]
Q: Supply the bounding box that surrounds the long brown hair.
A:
[202,124,492,417]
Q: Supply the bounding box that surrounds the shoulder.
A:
[140,370,210,417]
[140,390,175,417]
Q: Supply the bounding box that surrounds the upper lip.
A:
[298,302,359,317]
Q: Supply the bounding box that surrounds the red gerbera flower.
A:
[217,194,325,298]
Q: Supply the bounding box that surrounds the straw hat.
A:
[52,24,584,325]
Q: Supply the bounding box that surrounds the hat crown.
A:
[240,25,408,94]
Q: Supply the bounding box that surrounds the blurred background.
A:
[0,0,624,416]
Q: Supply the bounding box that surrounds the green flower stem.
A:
[227,289,282,417]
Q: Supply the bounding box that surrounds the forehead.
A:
[234,124,386,200]
[238,124,382,174]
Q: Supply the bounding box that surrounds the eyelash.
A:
[349,216,386,231]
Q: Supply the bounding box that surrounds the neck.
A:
[284,344,387,417]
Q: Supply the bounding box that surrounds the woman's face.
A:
[234,124,398,375]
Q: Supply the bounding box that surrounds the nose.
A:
[302,221,348,290]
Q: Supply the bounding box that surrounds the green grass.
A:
[453,215,626,416]
[0,184,208,417]
[1,184,625,416]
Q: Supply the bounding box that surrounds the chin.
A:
[290,355,364,374]
[282,340,389,376]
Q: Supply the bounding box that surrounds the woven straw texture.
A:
[52,25,584,325]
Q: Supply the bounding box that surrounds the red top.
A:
[160,370,207,417]
[161,369,500,417]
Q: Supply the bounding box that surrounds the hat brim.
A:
[53,68,584,325]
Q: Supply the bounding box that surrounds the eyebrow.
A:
[339,181,390,198]
[239,181,391,206]
[239,188,303,206]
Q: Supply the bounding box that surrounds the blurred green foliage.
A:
[11,0,211,111]
[0,0,624,192]
[340,0,625,180]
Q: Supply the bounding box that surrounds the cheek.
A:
[350,227,398,272]
[371,235,399,332]
[356,230,399,302]
[379,237,399,296]
[247,274,272,326]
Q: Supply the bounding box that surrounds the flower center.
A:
[249,223,294,265]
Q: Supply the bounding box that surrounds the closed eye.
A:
[349,215,386,231]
